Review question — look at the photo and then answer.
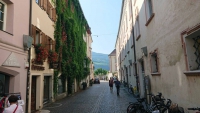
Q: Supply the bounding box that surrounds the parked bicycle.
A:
[127,92,167,113]
[188,107,200,113]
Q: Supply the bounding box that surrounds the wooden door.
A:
[31,76,36,111]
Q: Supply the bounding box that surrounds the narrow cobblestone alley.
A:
[43,80,137,113]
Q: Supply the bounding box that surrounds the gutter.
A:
[26,0,32,112]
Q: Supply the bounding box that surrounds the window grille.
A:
[193,36,200,69]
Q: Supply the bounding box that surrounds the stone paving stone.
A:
[43,81,137,113]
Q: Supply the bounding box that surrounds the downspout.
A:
[26,0,32,112]
[130,0,139,92]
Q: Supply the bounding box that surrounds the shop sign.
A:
[31,59,45,71]
[2,52,20,67]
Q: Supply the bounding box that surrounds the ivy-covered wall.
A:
[53,0,91,95]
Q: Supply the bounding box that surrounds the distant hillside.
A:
[92,51,109,71]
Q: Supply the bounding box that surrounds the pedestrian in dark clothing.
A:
[115,79,121,96]
[109,77,114,91]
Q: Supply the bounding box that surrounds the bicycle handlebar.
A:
[188,108,200,111]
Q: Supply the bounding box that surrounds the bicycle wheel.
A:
[127,104,136,113]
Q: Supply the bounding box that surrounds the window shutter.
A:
[52,40,55,51]
[41,32,45,46]
[46,36,50,51]
[47,1,50,15]
[32,25,36,45]
[43,0,47,11]
[53,8,56,22]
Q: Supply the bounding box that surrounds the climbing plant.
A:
[53,0,91,95]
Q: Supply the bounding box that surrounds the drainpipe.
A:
[131,0,139,92]
[26,0,32,112]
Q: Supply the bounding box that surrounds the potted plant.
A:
[48,50,58,69]
[35,44,48,63]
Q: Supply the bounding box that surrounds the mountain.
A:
[92,51,109,71]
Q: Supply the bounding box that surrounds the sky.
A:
[79,0,122,54]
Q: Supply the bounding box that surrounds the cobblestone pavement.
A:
[43,80,137,113]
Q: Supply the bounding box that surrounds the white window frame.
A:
[184,30,200,71]
[0,0,7,31]
[150,50,159,73]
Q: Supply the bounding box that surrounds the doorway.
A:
[43,76,50,104]
[31,76,36,111]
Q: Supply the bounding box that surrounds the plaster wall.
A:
[32,0,55,39]
[109,55,116,73]
[133,0,200,110]
[28,1,55,112]
[0,0,30,111]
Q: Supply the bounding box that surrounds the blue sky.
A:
[79,0,122,54]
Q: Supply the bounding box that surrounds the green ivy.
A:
[54,0,90,95]
[53,70,59,96]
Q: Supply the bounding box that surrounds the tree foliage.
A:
[54,0,90,95]
[94,68,108,76]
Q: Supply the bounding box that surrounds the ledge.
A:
[136,34,141,41]
[0,30,13,35]
[184,70,200,76]
[131,45,134,48]
[145,13,155,26]
[151,73,161,76]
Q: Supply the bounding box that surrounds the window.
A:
[0,73,10,96]
[35,30,40,45]
[150,50,159,73]
[135,16,140,40]
[36,0,40,5]
[145,0,154,26]
[129,65,131,76]
[184,29,200,71]
[0,2,5,30]
[58,77,64,94]
[126,14,128,31]
[129,1,132,20]
[147,0,153,18]
[135,7,140,40]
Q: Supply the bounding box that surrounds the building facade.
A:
[28,0,56,112]
[0,0,30,111]
[116,0,200,111]
[115,0,137,92]
[108,49,117,73]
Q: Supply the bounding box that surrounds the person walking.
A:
[109,77,114,91]
[3,95,24,113]
[115,79,121,96]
